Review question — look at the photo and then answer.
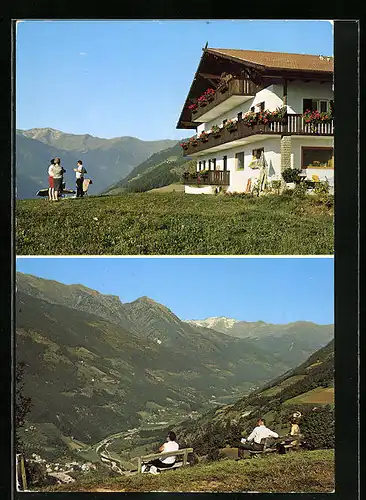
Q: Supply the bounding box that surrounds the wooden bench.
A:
[247,435,304,457]
[137,448,193,473]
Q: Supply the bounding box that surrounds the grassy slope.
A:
[16,192,334,255]
[41,449,334,493]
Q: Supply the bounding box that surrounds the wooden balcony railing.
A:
[192,78,258,121]
[184,114,334,156]
[183,170,230,186]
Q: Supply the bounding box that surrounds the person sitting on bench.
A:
[142,431,179,474]
[236,418,279,459]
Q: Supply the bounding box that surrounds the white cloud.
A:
[79,52,87,56]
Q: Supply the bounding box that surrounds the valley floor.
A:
[16,192,334,255]
[40,449,334,493]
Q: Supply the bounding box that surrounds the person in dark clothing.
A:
[74,160,87,197]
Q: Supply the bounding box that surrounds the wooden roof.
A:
[176,47,333,130]
[207,48,334,73]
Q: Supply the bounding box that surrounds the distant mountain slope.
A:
[103,141,195,194]
[176,339,334,455]
[16,128,177,198]
[186,317,334,367]
[16,273,297,448]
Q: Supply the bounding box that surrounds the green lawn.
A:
[41,449,334,493]
[16,192,334,255]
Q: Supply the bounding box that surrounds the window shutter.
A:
[303,99,312,113]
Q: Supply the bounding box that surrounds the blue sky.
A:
[16,20,333,141]
[16,257,334,324]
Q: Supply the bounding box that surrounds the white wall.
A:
[287,80,333,114]
[185,185,219,195]
[200,85,284,134]
[195,138,283,193]
[195,81,333,135]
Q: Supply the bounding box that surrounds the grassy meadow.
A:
[40,449,334,493]
[16,192,334,255]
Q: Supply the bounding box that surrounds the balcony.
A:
[183,170,230,186]
[192,78,257,123]
[183,114,334,157]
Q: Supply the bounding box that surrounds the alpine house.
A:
[176,47,334,194]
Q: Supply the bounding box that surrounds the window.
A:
[202,160,206,170]
[252,148,264,160]
[237,112,243,121]
[212,158,217,170]
[223,155,228,171]
[236,152,245,170]
[223,119,227,125]
[302,147,334,169]
[250,106,255,112]
[198,161,202,171]
[259,101,265,111]
[303,99,332,113]
[208,159,211,170]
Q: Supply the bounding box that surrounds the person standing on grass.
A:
[51,158,65,201]
[48,158,55,201]
[235,418,278,459]
[141,431,179,474]
[74,160,87,198]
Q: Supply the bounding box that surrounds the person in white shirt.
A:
[237,418,279,459]
[73,160,87,198]
[141,431,179,474]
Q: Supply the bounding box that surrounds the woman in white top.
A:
[142,431,179,474]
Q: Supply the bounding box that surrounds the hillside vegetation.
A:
[40,449,335,493]
[103,141,195,194]
[16,191,334,255]
[175,339,334,457]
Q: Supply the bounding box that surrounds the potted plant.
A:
[269,105,287,122]
[198,169,209,178]
[302,109,333,132]
[281,168,302,188]
[204,88,215,102]
[211,124,221,138]
[198,95,208,107]
[189,136,199,147]
[180,141,189,151]
[224,119,238,132]
[199,131,209,143]
[188,102,198,114]
[257,110,272,126]
[242,111,258,128]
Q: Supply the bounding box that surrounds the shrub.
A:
[293,181,308,198]
[314,180,330,196]
[271,180,282,193]
[300,406,335,450]
[282,168,302,184]
[25,461,58,488]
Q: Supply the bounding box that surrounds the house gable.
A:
[176,48,333,130]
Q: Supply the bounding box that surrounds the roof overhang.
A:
[176,49,333,130]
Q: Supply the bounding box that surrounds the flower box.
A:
[199,132,209,143]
